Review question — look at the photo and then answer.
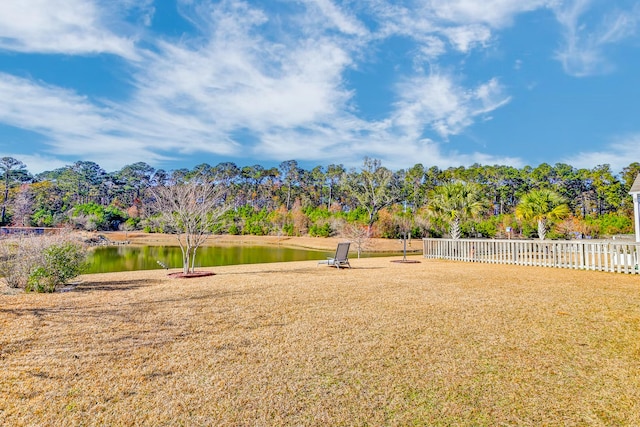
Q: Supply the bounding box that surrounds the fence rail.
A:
[423,238,639,275]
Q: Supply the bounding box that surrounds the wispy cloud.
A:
[0,0,141,59]
[563,133,640,171]
[368,0,549,55]
[128,0,354,150]
[135,0,514,167]
[0,72,169,170]
[0,73,112,136]
[3,0,637,174]
[391,73,511,139]
[441,24,492,52]
[300,0,369,36]
[553,0,640,76]
[428,0,550,27]
[0,153,68,175]
[0,0,527,172]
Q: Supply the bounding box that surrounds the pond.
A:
[86,245,333,274]
[86,245,405,274]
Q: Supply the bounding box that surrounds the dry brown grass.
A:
[2,256,640,426]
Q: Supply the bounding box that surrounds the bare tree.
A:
[12,184,34,226]
[151,180,228,274]
[1,157,27,225]
[342,222,371,258]
[342,157,399,235]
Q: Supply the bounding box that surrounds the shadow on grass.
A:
[216,265,387,276]
[67,279,152,293]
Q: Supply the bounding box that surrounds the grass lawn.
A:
[1,256,640,426]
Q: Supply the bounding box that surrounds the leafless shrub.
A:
[341,222,372,258]
[0,231,85,290]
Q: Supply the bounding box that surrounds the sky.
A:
[0,0,639,175]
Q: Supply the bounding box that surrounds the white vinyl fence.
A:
[423,238,640,275]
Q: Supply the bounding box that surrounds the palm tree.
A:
[428,182,485,239]
[515,189,570,240]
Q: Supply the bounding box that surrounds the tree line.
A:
[1,156,639,240]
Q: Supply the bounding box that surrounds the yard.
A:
[1,256,639,426]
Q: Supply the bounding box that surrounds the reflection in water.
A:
[86,245,333,273]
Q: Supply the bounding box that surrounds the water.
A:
[86,245,405,274]
[86,245,333,273]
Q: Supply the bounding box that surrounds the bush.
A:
[26,242,86,293]
[0,233,87,292]
[309,223,332,237]
[226,205,272,236]
[0,237,37,288]
[585,213,633,236]
[70,203,127,231]
[304,206,331,222]
[282,223,295,236]
[31,209,55,227]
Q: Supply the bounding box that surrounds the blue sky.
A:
[1,0,639,174]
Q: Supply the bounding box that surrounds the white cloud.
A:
[0,0,139,59]
[251,120,525,172]
[126,0,354,154]
[442,24,492,52]
[302,0,368,36]
[418,36,448,59]
[0,0,142,59]
[562,134,640,171]
[1,153,68,175]
[368,0,551,56]
[1,0,569,174]
[427,0,550,28]
[0,72,169,170]
[391,73,511,139]
[0,0,358,170]
[553,0,640,76]
[0,0,522,174]
[0,73,112,136]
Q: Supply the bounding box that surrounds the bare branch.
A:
[150,180,228,274]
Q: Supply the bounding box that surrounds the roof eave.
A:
[630,173,640,194]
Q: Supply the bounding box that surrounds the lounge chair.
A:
[318,242,351,269]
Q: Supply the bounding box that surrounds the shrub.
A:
[0,233,87,292]
[31,209,55,227]
[228,205,271,236]
[343,206,369,223]
[70,203,127,231]
[309,223,332,237]
[0,237,39,288]
[585,213,633,236]
[282,223,295,236]
[304,206,331,222]
[26,242,86,293]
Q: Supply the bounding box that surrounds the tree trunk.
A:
[538,218,547,240]
[190,246,199,273]
[1,183,8,224]
[450,217,461,240]
[182,247,190,274]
